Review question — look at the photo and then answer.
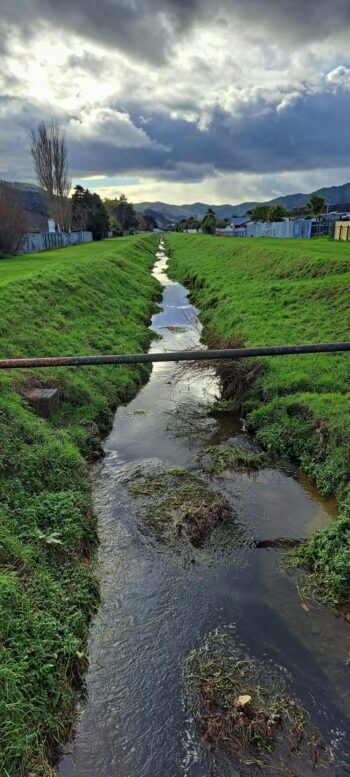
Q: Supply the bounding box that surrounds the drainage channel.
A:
[58,241,350,777]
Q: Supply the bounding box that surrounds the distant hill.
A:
[141,207,170,228]
[4,181,48,230]
[135,181,350,222]
[4,179,350,231]
[135,200,236,222]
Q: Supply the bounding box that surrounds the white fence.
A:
[20,231,93,254]
[246,219,313,239]
[216,219,314,240]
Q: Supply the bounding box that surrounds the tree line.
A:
[71,187,139,240]
[173,195,326,235]
[0,119,145,256]
[173,208,231,234]
[249,194,326,222]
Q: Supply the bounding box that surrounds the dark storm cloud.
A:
[1,0,350,64]
[2,86,350,184]
[0,97,69,179]
[65,89,350,181]
[233,0,350,44]
[66,51,107,75]
[1,0,203,64]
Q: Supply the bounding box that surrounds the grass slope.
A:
[166,234,350,605]
[0,235,160,776]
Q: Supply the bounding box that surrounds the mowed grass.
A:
[0,238,128,286]
[166,234,350,605]
[0,235,160,776]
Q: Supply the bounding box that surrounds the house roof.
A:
[230,217,250,226]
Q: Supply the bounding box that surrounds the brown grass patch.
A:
[205,335,265,403]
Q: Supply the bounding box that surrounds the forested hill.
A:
[4,179,350,229]
[4,181,48,229]
[136,181,350,221]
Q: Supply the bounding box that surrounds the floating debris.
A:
[129,467,233,549]
[197,445,269,476]
[185,629,335,776]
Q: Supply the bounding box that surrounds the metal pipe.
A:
[1,342,350,369]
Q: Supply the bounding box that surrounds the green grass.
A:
[0,234,160,776]
[166,234,350,604]
[0,238,134,286]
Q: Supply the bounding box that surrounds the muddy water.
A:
[59,242,350,777]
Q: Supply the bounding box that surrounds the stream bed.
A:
[59,241,350,777]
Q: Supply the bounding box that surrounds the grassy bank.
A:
[166,233,350,605]
[0,235,160,776]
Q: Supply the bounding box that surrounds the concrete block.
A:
[27,388,60,418]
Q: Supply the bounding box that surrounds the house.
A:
[229,216,251,229]
[323,202,350,221]
[216,216,251,237]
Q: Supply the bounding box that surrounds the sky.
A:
[1,0,350,205]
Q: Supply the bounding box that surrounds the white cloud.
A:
[326,65,350,87]
[66,107,163,149]
[276,91,301,112]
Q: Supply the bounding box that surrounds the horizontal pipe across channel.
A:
[1,342,350,369]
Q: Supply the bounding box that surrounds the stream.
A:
[59,241,350,777]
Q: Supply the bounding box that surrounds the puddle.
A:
[58,241,350,777]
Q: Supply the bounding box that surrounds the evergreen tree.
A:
[201,207,216,234]
[267,204,288,222]
[105,194,137,234]
[307,194,326,220]
[72,186,109,240]
[250,204,270,222]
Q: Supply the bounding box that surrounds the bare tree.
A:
[30,119,72,231]
[0,183,29,255]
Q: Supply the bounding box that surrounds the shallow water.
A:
[59,242,350,777]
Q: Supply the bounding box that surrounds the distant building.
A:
[229,217,251,228]
[334,221,350,241]
[216,216,251,237]
[324,202,350,220]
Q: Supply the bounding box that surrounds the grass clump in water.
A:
[130,467,231,548]
[186,633,331,774]
[198,446,269,475]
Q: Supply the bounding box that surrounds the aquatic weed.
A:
[198,446,269,476]
[130,467,232,548]
[185,631,332,775]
